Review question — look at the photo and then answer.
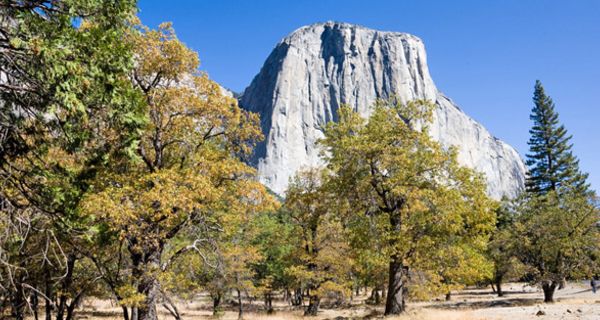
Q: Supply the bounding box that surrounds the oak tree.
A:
[284,169,353,316]
[320,99,495,315]
[81,22,272,320]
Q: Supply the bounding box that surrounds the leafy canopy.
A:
[320,99,496,299]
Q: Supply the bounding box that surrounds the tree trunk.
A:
[137,280,158,320]
[291,288,302,306]
[370,288,381,304]
[304,294,320,316]
[65,301,78,320]
[542,281,557,303]
[11,290,24,320]
[237,289,243,320]
[265,292,274,314]
[65,291,84,320]
[11,273,25,320]
[135,249,161,320]
[45,266,53,320]
[32,292,40,320]
[212,294,221,316]
[121,306,130,320]
[162,296,182,320]
[384,257,406,315]
[131,307,138,320]
[137,279,159,320]
[57,254,76,320]
[384,206,407,315]
[445,291,452,301]
[495,277,504,297]
[56,294,66,319]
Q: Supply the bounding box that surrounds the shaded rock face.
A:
[240,22,525,199]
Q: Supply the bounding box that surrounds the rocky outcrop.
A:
[240,22,525,199]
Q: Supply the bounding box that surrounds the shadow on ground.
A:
[453,290,537,297]
[428,297,541,310]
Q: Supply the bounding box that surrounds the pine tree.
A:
[525,80,590,195]
[520,81,598,304]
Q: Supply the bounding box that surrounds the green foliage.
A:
[526,80,590,195]
[1,0,144,167]
[486,199,527,295]
[519,81,598,302]
[1,1,143,319]
[78,20,276,320]
[513,191,600,285]
[116,284,146,308]
[0,0,145,233]
[346,212,388,296]
[320,98,496,313]
[2,3,598,319]
[284,169,354,313]
[251,210,295,295]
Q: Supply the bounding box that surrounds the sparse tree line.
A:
[0,1,598,320]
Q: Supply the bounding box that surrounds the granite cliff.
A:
[239,22,526,199]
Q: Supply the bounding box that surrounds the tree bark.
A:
[237,288,243,320]
[542,281,557,303]
[64,291,84,320]
[384,256,406,315]
[495,276,504,297]
[131,307,138,320]
[11,276,25,320]
[162,295,182,320]
[57,254,76,320]
[264,292,274,314]
[291,288,302,306]
[121,306,129,320]
[135,249,161,320]
[370,288,381,304]
[31,292,39,320]
[304,294,320,316]
[44,265,52,320]
[137,279,159,320]
[384,208,407,315]
[212,294,221,316]
[11,291,25,320]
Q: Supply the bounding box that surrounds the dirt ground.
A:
[73,282,600,320]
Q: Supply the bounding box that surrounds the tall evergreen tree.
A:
[525,80,590,195]
[520,81,598,303]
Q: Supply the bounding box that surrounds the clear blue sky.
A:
[138,0,600,192]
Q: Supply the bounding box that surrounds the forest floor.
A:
[73,282,600,320]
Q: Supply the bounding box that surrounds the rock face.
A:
[240,22,525,199]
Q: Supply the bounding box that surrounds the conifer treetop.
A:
[525,80,590,196]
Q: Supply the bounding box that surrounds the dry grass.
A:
[29,282,600,320]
